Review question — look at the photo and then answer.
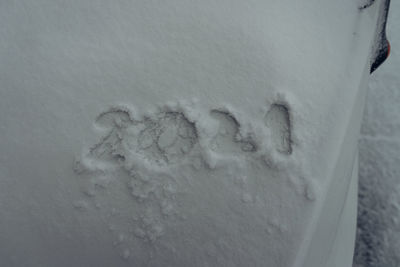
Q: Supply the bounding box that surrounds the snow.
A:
[0,0,387,266]
[354,1,400,266]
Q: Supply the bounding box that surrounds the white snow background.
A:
[0,0,397,266]
[353,1,400,266]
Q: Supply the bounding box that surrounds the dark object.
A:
[365,0,391,73]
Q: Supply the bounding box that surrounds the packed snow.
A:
[0,0,389,266]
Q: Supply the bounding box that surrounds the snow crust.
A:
[0,0,379,266]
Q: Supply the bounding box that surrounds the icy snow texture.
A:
[0,0,380,266]
[353,1,400,266]
[73,102,309,265]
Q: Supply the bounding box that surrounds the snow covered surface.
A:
[354,1,400,266]
[0,1,383,266]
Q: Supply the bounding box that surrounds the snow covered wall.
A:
[354,1,400,266]
[0,0,382,266]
